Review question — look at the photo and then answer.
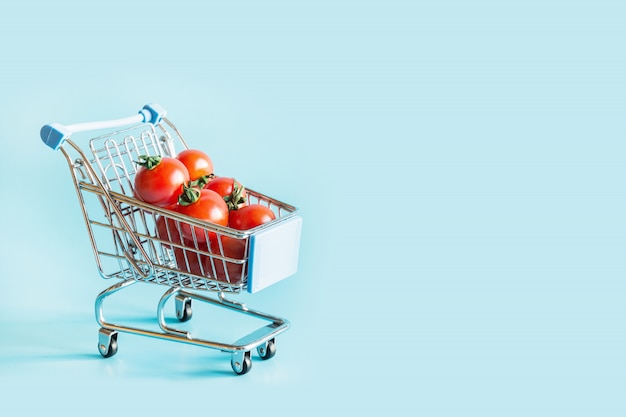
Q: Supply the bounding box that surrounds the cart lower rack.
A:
[41,104,302,375]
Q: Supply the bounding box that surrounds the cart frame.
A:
[41,104,302,375]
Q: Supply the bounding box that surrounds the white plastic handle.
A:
[41,103,167,150]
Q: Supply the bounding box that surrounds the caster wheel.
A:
[98,329,118,358]
[176,296,192,322]
[257,338,276,360]
[231,351,252,375]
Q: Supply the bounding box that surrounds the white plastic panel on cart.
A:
[247,216,303,293]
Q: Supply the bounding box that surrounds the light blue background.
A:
[1,0,625,415]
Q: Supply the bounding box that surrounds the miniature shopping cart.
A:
[40,103,302,375]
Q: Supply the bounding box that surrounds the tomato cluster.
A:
[134,149,276,283]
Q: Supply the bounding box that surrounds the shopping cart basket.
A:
[40,103,302,375]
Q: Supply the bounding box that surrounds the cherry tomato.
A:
[173,244,206,276]
[172,237,244,283]
[207,236,247,284]
[155,215,181,250]
[205,176,247,210]
[176,149,214,181]
[156,215,213,276]
[176,187,229,245]
[134,155,189,207]
[157,223,247,284]
[228,204,276,230]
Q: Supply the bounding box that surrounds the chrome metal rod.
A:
[95,282,290,354]
[157,287,191,338]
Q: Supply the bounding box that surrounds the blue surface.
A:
[1,1,626,415]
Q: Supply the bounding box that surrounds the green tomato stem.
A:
[224,180,247,211]
[189,174,215,189]
[134,154,162,170]
[178,182,201,206]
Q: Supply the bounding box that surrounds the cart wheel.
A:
[98,329,118,358]
[257,338,276,360]
[175,296,192,322]
[231,351,252,375]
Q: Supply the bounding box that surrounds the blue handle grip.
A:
[40,123,73,151]
[41,103,167,150]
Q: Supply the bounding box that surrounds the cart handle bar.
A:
[40,103,167,151]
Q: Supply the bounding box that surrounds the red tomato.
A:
[176,187,229,245]
[176,149,214,181]
[155,215,181,250]
[157,220,248,284]
[156,215,210,276]
[205,176,247,210]
[134,155,189,207]
[207,236,248,284]
[173,244,206,276]
[228,204,276,230]
[172,236,245,283]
